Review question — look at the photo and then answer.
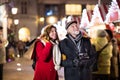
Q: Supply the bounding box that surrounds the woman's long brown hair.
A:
[40,25,59,41]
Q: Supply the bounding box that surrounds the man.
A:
[59,20,96,80]
[0,26,8,80]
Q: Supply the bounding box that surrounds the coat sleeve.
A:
[61,58,74,67]
[36,41,53,62]
[59,40,74,67]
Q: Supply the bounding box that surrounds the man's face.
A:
[67,23,80,37]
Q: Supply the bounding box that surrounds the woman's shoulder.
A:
[35,39,45,46]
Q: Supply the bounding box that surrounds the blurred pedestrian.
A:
[59,19,96,80]
[33,25,59,80]
[105,29,119,80]
[92,29,113,80]
[17,40,26,57]
[0,26,8,80]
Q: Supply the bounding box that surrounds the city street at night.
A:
[3,57,64,80]
[0,0,120,80]
[3,57,34,80]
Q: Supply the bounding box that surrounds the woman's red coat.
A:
[33,41,58,80]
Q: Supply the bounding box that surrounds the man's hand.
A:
[73,58,80,67]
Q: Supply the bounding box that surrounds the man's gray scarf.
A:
[67,32,83,53]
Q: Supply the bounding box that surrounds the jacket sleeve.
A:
[61,57,74,67]
[59,40,74,67]
[36,41,53,62]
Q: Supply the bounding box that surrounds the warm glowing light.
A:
[86,5,95,10]
[39,17,44,22]
[18,27,30,42]
[46,16,58,24]
[17,63,21,66]
[14,19,19,25]
[17,54,20,58]
[16,68,22,71]
[11,7,18,15]
[89,24,106,38]
[116,26,120,33]
[65,4,82,15]
[0,5,7,39]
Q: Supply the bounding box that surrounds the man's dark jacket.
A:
[59,35,96,80]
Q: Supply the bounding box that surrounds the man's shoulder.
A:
[59,38,68,44]
[82,36,90,41]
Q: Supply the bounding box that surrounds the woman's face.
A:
[49,27,57,40]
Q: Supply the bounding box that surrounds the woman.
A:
[92,29,113,80]
[33,25,59,80]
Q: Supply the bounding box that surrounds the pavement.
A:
[3,57,64,80]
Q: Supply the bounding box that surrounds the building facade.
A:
[6,0,111,42]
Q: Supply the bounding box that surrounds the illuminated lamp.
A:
[11,7,18,15]
[18,27,30,42]
[46,16,58,24]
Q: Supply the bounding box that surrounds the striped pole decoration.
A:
[105,0,120,23]
[87,10,93,22]
[98,4,109,21]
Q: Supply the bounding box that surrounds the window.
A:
[45,5,58,16]
[86,5,95,10]
[65,4,82,15]
[21,1,28,14]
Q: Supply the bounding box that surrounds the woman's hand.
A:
[43,39,49,43]
[41,38,49,45]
